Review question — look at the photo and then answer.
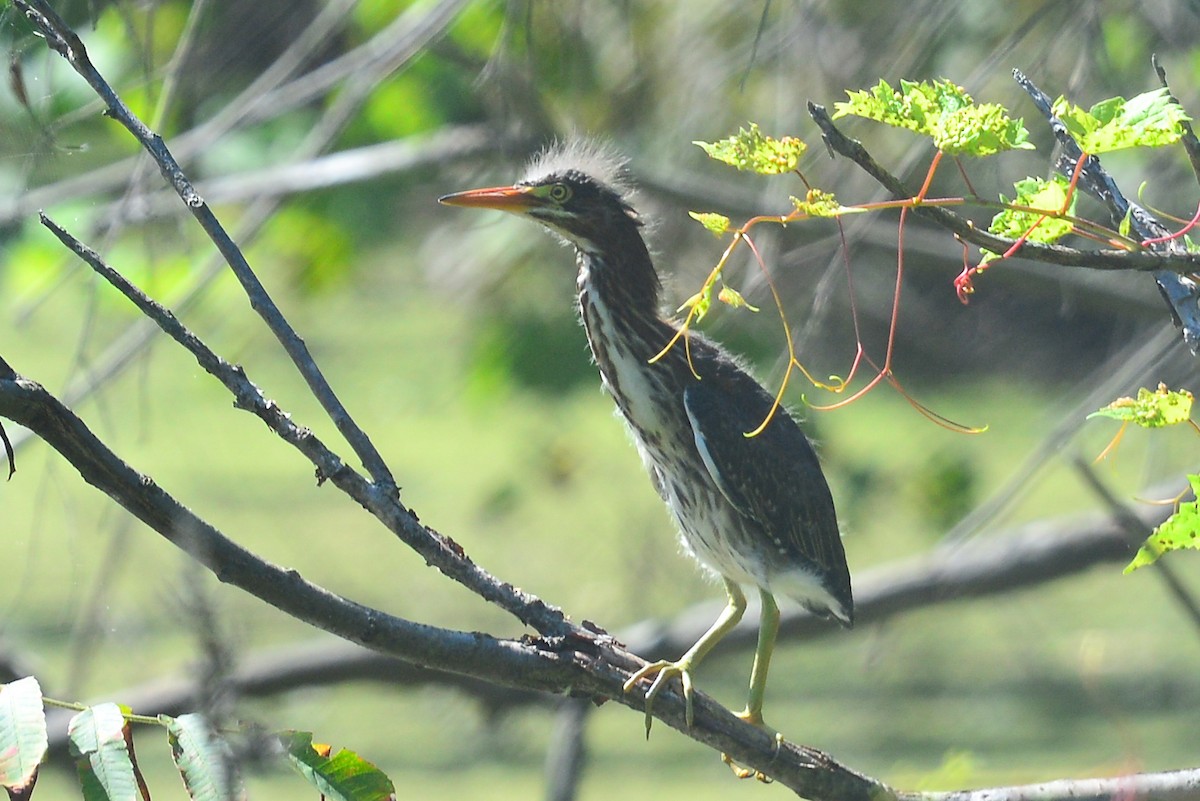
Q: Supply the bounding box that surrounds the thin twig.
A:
[36,211,577,640]
[15,0,398,493]
[95,126,512,228]
[1152,55,1200,191]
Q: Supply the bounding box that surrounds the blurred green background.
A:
[1,1,1199,798]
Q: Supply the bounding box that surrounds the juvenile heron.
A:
[440,143,852,754]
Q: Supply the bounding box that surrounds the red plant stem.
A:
[1142,200,1200,247]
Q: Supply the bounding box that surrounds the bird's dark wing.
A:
[682,369,848,589]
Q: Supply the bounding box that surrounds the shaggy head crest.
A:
[522,139,640,224]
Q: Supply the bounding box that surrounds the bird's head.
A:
[439,142,643,255]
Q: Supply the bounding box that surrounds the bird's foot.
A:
[622,659,696,737]
[720,708,781,783]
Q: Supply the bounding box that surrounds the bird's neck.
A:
[574,237,676,360]
[573,235,702,436]
[574,229,661,313]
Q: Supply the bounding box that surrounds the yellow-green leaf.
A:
[1088,383,1194,428]
[688,211,731,237]
[1118,206,1133,239]
[694,123,806,175]
[717,285,759,312]
[790,189,861,217]
[677,282,715,322]
[981,175,1076,262]
[1051,88,1190,153]
[833,78,1033,156]
[1125,474,1200,572]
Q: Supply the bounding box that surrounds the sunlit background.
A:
[2,1,1199,798]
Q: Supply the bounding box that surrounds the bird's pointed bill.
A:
[438,185,536,212]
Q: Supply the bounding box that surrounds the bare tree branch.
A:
[30,496,1144,744]
[33,211,575,639]
[0,359,902,799]
[924,769,1200,801]
[1152,55,1200,192]
[15,0,399,492]
[94,126,518,228]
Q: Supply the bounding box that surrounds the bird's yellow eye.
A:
[547,183,572,203]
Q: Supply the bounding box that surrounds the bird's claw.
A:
[622,659,695,736]
[720,710,781,783]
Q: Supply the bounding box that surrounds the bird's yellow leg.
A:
[623,579,746,735]
[723,589,782,782]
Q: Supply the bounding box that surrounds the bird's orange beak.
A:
[438,185,537,212]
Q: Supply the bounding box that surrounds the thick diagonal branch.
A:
[0,364,896,800]
[36,212,575,640]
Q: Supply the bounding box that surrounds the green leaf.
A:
[1088,384,1194,428]
[1051,88,1190,153]
[790,189,862,217]
[694,123,807,175]
[833,78,1034,156]
[279,731,395,801]
[1125,474,1200,572]
[717,285,759,312]
[0,677,47,796]
[677,281,715,322]
[67,704,139,801]
[1118,206,1133,239]
[163,714,245,801]
[981,175,1076,262]
[688,211,731,237]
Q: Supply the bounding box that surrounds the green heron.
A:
[440,143,852,757]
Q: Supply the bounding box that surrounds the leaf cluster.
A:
[1089,386,1200,572]
[1090,384,1194,428]
[833,78,1034,156]
[982,175,1077,262]
[0,676,396,801]
[694,122,807,175]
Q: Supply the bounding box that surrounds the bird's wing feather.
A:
[682,375,844,575]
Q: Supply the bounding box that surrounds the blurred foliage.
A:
[913,451,980,533]
[2,1,1200,799]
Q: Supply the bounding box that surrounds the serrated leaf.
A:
[790,189,862,217]
[1125,474,1200,572]
[936,102,1034,156]
[164,714,245,801]
[1088,383,1194,428]
[833,78,1033,156]
[1052,88,1190,153]
[688,211,730,237]
[717,285,759,312]
[981,175,1076,262]
[279,731,395,801]
[0,677,47,796]
[68,704,139,801]
[694,123,806,175]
